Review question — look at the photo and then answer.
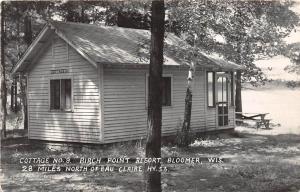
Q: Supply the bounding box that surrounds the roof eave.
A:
[11,22,99,76]
[11,24,51,75]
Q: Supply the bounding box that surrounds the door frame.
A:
[216,72,230,127]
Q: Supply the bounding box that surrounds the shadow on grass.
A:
[184,131,300,158]
[1,174,144,192]
[1,130,300,192]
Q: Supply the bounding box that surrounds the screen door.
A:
[216,74,229,126]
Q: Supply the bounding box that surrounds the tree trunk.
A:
[1,2,7,138]
[145,1,164,192]
[80,4,86,23]
[235,71,242,119]
[20,75,28,130]
[24,15,32,45]
[11,78,17,113]
[22,15,32,130]
[13,17,20,113]
[235,9,243,120]
[181,61,195,147]
[14,78,17,112]
[10,84,13,111]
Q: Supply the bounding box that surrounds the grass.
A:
[221,162,300,192]
[1,130,300,192]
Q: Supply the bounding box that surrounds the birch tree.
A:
[180,34,197,147]
[168,0,298,118]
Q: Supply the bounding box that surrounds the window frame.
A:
[230,71,235,107]
[216,72,230,104]
[206,71,216,108]
[48,75,74,112]
[215,71,235,107]
[145,73,173,108]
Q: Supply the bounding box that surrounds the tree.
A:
[179,34,197,147]
[285,42,300,75]
[104,1,151,29]
[94,1,297,147]
[145,1,164,191]
[1,1,7,138]
[24,15,32,45]
[167,0,298,120]
[54,1,90,23]
[97,0,298,129]
[4,1,103,131]
[180,60,195,147]
[223,1,297,114]
[3,1,50,131]
[20,15,32,130]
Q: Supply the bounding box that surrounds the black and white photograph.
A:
[0,0,300,191]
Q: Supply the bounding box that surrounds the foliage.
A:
[286,80,300,88]
[167,0,299,85]
[2,1,152,73]
[4,1,299,85]
[3,1,54,71]
[285,42,300,75]
[104,1,151,29]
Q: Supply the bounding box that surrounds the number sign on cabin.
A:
[50,69,69,74]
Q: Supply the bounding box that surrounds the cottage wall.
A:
[102,66,235,143]
[27,34,235,144]
[27,35,101,143]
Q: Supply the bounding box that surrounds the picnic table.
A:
[235,112,271,129]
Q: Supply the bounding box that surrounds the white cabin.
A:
[12,21,242,144]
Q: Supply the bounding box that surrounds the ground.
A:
[242,85,300,135]
[1,128,300,192]
[1,87,300,192]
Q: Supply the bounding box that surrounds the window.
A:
[207,72,215,107]
[217,73,228,103]
[161,77,171,106]
[50,79,72,111]
[147,75,172,107]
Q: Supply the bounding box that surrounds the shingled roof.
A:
[12,21,242,74]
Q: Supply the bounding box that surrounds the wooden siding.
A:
[102,66,235,143]
[102,67,147,143]
[28,35,101,143]
[27,34,235,144]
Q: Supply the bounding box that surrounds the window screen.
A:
[207,72,215,107]
[50,79,72,110]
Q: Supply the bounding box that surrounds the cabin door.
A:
[216,73,229,127]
